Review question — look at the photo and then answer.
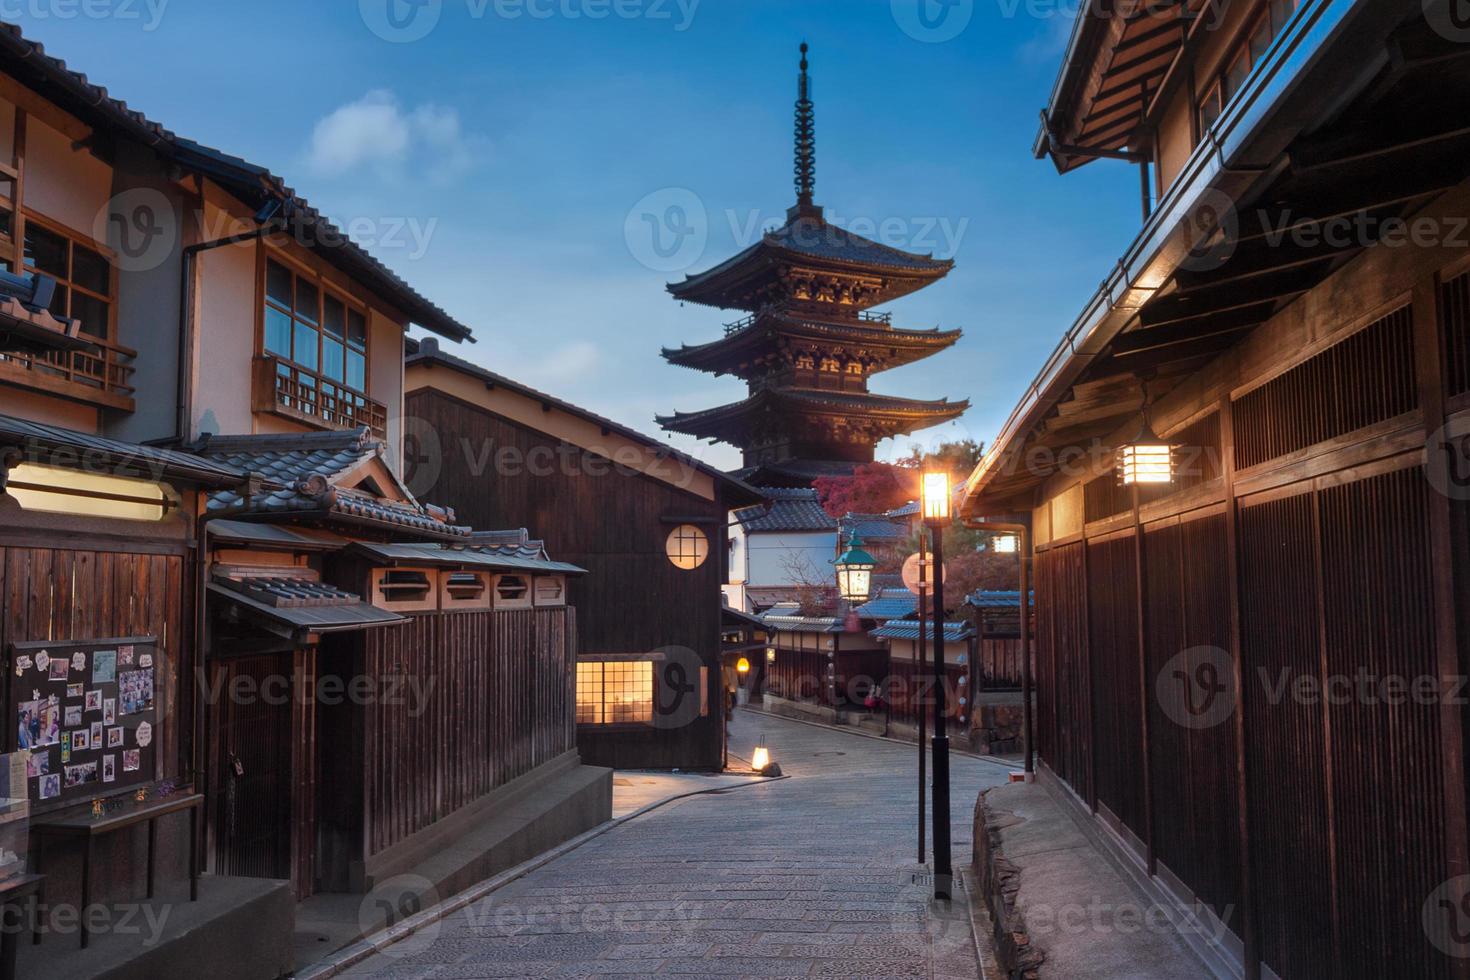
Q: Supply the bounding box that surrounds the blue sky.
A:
[18,0,1144,470]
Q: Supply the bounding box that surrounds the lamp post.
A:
[921,471,953,901]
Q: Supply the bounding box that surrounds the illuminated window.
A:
[666,524,709,570]
[576,659,654,725]
[6,463,168,521]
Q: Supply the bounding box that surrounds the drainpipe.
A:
[963,519,1033,776]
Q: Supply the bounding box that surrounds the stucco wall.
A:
[746,530,837,587]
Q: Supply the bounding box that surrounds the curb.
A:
[736,704,1024,771]
[294,773,786,979]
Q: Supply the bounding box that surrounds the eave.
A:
[661,314,963,376]
[970,0,1470,514]
[659,387,968,442]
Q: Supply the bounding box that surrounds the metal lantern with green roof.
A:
[834,534,877,604]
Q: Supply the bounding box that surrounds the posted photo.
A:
[63,761,97,788]
[119,668,154,716]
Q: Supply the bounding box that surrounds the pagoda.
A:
[658,44,968,487]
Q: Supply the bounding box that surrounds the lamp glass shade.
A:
[766,647,777,663]
[736,657,750,674]
[834,535,877,604]
[752,746,771,771]
[993,534,1019,554]
[921,471,951,522]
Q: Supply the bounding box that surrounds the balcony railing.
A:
[253,355,387,438]
[723,307,894,337]
[0,334,137,410]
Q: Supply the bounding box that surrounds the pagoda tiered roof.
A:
[661,307,962,377]
[657,387,967,445]
[668,208,954,313]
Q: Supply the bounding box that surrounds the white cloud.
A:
[306,90,483,183]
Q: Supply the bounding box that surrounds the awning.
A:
[207,519,348,552]
[208,582,405,641]
[347,541,586,576]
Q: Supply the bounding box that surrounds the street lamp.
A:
[921,469,954,901]
[834,534,876,605]
[1117,417,1175,486]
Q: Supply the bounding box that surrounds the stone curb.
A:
[294,773,786,979]
[972,786,1045,980]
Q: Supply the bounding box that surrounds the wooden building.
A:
[658,45,967,487]
[0,23,607,976]
[403,337,764,771]
[963,1,1470,977]
[869,620,975,734]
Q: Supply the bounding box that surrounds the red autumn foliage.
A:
[813,462,915,518]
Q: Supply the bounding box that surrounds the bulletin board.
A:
[9,636,159,807]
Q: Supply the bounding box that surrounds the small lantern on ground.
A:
[834,534,876,605]
[751,735,779,776]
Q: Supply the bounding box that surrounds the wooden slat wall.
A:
[362,607,576,856]
[765,645,833,707]
[887,658,968,730]
[977,634,1028,690]
[1087,533,1146,841]
[1034,540,1091,802]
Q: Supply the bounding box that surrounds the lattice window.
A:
[666,524,709,570]
[1232,307,1416,470]
[576,660,654,725]
[1443,269,1470,398]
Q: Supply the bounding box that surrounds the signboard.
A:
[901,553,947,595]
[10,636,158,807]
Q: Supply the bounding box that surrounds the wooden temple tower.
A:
[658,44,968,487]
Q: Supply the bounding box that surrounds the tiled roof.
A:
[0,413,246,487]
[966,591,1036,609]
[765,215,956,273]
[871,621,974,643]
[348,541,586,576]
[759,612,844,634]
[193,429,470,538]
[839,513,911,541]
[213,574,363,609]
[0,23,472,342]
[887,501,920,518]
[206,583,405,635]
[734,488,838,533]
[853,589,918,621]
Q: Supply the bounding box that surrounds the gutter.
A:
[966,0,1372,511]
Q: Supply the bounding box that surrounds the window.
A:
[264,257,369,392]
[439,570,492,610]
[22,221,112,339]
[666,524,710,570]
[576,659,654,725]
[493,574,534,609]
[371,567,440,611]
[534,576,565,606]
[1196,0,1298,137]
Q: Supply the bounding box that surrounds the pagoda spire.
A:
[794,42,816,212]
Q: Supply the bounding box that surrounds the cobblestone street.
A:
[341,710,1012,978]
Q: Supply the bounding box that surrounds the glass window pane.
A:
[322,338,345,382]
[293,322,319,371]
[1225,51,1251,100]
[48,283,67,319]
[323,296,346,340]
[295,279,319,324]
[347,349,366,391]
[71,292,108,339]
[266,260,293,307]
[72,245,110,295]
[348,310,367,350]
[1249,18,1272,63]
[24,224,67,278]
[1271,0,1296,32]
[264,306,292,357]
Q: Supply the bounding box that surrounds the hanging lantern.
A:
[766,647,777,664]
[834,534,876,604]
[1117,417,1175,486]
[736,657,750,675]
[921,471,951,523]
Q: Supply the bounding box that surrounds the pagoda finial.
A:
[794,42,816,211]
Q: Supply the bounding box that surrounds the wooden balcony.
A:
[0,334,137,411]
[253,355,387,438]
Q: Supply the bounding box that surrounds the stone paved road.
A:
[342,709,1012,979]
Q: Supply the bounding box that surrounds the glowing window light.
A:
[6,463,169,521]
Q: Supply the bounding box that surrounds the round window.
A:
[666,524,710,570]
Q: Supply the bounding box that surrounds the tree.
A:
[895,438,985,474]
[813,461,914,518]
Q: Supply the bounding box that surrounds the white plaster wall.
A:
[746,530,838,587]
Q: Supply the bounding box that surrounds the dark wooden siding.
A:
[1086,533,1146,842]
[361,608,575,856]
[405,387,725,770]
[1034,540,1091,802]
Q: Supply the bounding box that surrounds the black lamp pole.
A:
[929,519,952,900]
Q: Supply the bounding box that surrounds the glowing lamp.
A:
[921,471,951,523]
[993,534,1019,554]
[736,657,750,675]
[751,745,770,771]
[1117,420,1175,486]
[834,534,876,604]
[766,647,777,664]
